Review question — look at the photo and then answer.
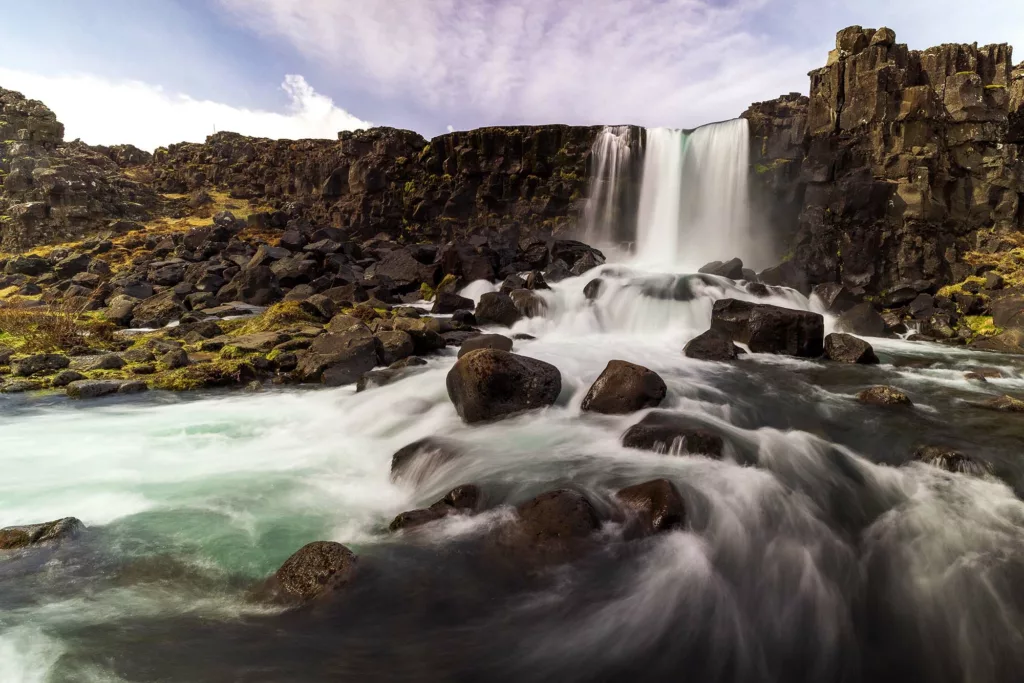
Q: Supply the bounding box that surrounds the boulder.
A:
[580,360,667,415]
[912,446,992,477]
[66,379,148,399]
[710,299,824,357]
[857,386,912,407]
[824,333,879,364]
[1,379,41,393]
[263,541,357,604]
[295,316,379,386]
[836,303,887,337]
[616,479,686,536]
[812,283,859,313]
[621,412,725,457]
[160,348,191,369]
[992,297,1024,330]
[71,353,126,372]
[390,437,462,483]
[494,489,601,567]
[0,517,83,550]
[499,274,527,294]
[475,292,521,327]
[11,353,69,377]
[458,334,514,358]
[698,258,744,280]
[53,253,91,279]
[105,295,138,326]
[131,290,186,328]
[432,291,474,314]
[446,349,561,423]
[374,248,437,293]
[977,395,1024,413]
[683,329,740,361]
[218,266,281,306]
[583,278,604,301]
[50,369,86,387]
[389,484,483,532]
[375,330,415,366]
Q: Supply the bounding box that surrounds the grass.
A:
[233,301,318,336]
[0,299,99,353]
[964,315,1003,337]
[937,276,986,298]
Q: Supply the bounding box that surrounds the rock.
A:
[823,333,879,364]
[991,297,1024,330]
[616,479,686,536]
[544,260,571,283]
[389,484,483,532]
[583,278,604,300]
[0,517,84,550]
[298,293,338,321]
[683,329,740,361]
[525,271,549,290]
[621,412,725,457]
[4,254,49,276]
[374,247,437,293]
[494,489,600,567]
[50,369,86,387]
[12,353,70,377]
[499,274,526,294]
[218,266,281,306]
[296,316,379,386]
[985,272,1005,290]
[880,287,919,308]
[390,437,462,483]
[509,289,547,318]
[475,292,521,327]
[710,299,824,357]
[66,379,148,399]
[1,379,41,393]
[698,258,744,280]
[907,294,935,319]
[912,446,992,477]
[857,386,912,407]
[70,353,125,372]
[105,295,137,326]
[432,291,474,314]
[458,333,513,358]
[812,283,859,313]
[836,303,887,337]
[446,349,561,423]
[160,348,191,369]
[375,330,415,365]
[131,291,186,328]
[451,309,477,326]
[263,541,357,604]
[0,346,12,365]
[580,360,667,415]
[977,395,1024,413]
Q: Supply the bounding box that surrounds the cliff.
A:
[745,26,1024,294]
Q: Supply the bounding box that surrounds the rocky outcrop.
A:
[745,27,1024,296]
[710,299,824,357]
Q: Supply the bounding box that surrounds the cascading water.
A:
[634,128,688,266]
[580,126,637,250]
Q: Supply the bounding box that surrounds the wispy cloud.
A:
[218,0,819,130]
[0,69,370,150]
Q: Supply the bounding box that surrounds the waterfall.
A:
[580,126,638,250]
[581,118,760,273]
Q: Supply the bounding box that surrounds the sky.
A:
[0,0,1021,150]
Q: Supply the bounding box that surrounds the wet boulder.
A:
[824,333,879,364]
[710,299,824,357]
[432,291,474,314]
[581,360,667,415]
[494,489,601,567]
[683,329,740,361]
[857,386,912,407]
[458,333,513,358]
[374,330,415,366]
[812,283,859,314]
[262,541,357,604]
[621,412,725,457]
[295,315,379,386]
[616,479,686,537]
[0,517,84,550]
[912,446,993,477]
[977,395,1024,413]
[698,258,744,280]
[509,289,547,318]
[389,484,483,532]
[446,349,561,423]
[390,437,463,483]
[583,278,604,301]
[475,292,521,327]
[836,303,887,337]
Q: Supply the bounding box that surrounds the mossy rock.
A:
[150,359,257,391]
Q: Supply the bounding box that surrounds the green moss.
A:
[964,315,1003,337]
[419,282,436,301]
[234,301,316,336]
[395,156,408,166]
[149,359,254,391]
[404,180,417,194]
[937,276,985,298]
[985,84,1007,90]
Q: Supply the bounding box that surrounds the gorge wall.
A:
[1,26,1022,299]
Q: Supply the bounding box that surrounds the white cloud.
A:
[0,69,370,151]
[218,0,1023,132]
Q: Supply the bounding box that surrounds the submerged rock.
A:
[912,446,993,477]
[389,484,484,532]
[458,333,513,358]
[262,541,357,604]
[0,517,84,549]
[621,412,725,457]
[581,360,667,415]
[390,437,462,483]
[977,395,1024,413]
[683,329,740,361]
[824,333,879,364]
[616,479,686,537]
[710,299,823,357]
[857,385,912,407]
[446,349,561,423]
[493,489,601,567]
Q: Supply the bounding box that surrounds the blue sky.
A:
[1,0,1021,149]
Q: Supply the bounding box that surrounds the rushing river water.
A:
[4,265,1024,682]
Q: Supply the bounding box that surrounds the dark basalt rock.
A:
[493,489,601,567]
[912,446,993,477]
[390,437,463,483]
[976,395,1024,413]
[374,330,415,366]
[389,484,483,532]
[683,329,741,361]
[262,541,357,604]
[458,333,513,358]
[446,349,561,423]
[581,360,667,415]
[698,258,744,280]
[621,412,725,457]
[509,289,547,318]
[11,353,70,376]
[710,299,824,357]
[0,517,84,550]
[824,333,879,364]
[583,278,604,300]
[432,292,474,315]
[475,292,521,327]
[66,379,148,399]
[857,386,912,407]
[295,315,379,386]
[616,479,686,537]
[812,283,859,313]
[835,303,888,338]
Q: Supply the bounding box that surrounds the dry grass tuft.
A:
[0,299,113,353]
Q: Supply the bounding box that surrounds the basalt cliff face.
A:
[745,26,1024,294]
